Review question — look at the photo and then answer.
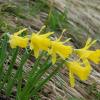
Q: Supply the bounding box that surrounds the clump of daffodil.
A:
[66,59,91,87]
[9,28,29,48]
[49,30,73,64]
[74,38,100,64]
[30,26,54,58]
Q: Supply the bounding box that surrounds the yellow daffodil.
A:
[9,28,29,48]
[30,32,54,58]
[49,39,73,64]
[66,59,91,87]
[75,38,96,58]
[74,38,100,64]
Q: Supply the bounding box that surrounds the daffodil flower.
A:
[9,28,29,48]
[30,32,54,58]
[49,39,73,64]
[75,38,100,64]
[66,59,91,87]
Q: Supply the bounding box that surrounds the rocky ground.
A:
[0,0,100,100]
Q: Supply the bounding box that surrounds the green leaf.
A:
[0,47,19,90]
[20,56,51,99]
[6,49,29,96]
[0,36,8,87]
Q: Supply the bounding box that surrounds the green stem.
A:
[29,52,45,76]
[30,60,65,97]
[31,66,60,96]
[20,56,51,99]
[21,52,45,93]
[6,49,29,96]
[0,36,8,88]
[16,49,30,99]
[44,2,52,28]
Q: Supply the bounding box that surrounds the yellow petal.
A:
[62,38,71,44]
[56,29,66,41]
[40,32,54,38]
[75,49,100,64]
[69,69,75,87]
[37,25,46,34]
[30,42,34,50]
[75,49,94,59]
[88,49,100,64]
[52,53,56,64]
[34,47,39,58]
[14,28,27,36]
[85,38,92,48]
[82,38,96,50]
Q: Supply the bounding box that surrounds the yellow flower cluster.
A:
[9,27,72,64]
[8,27,100,87]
